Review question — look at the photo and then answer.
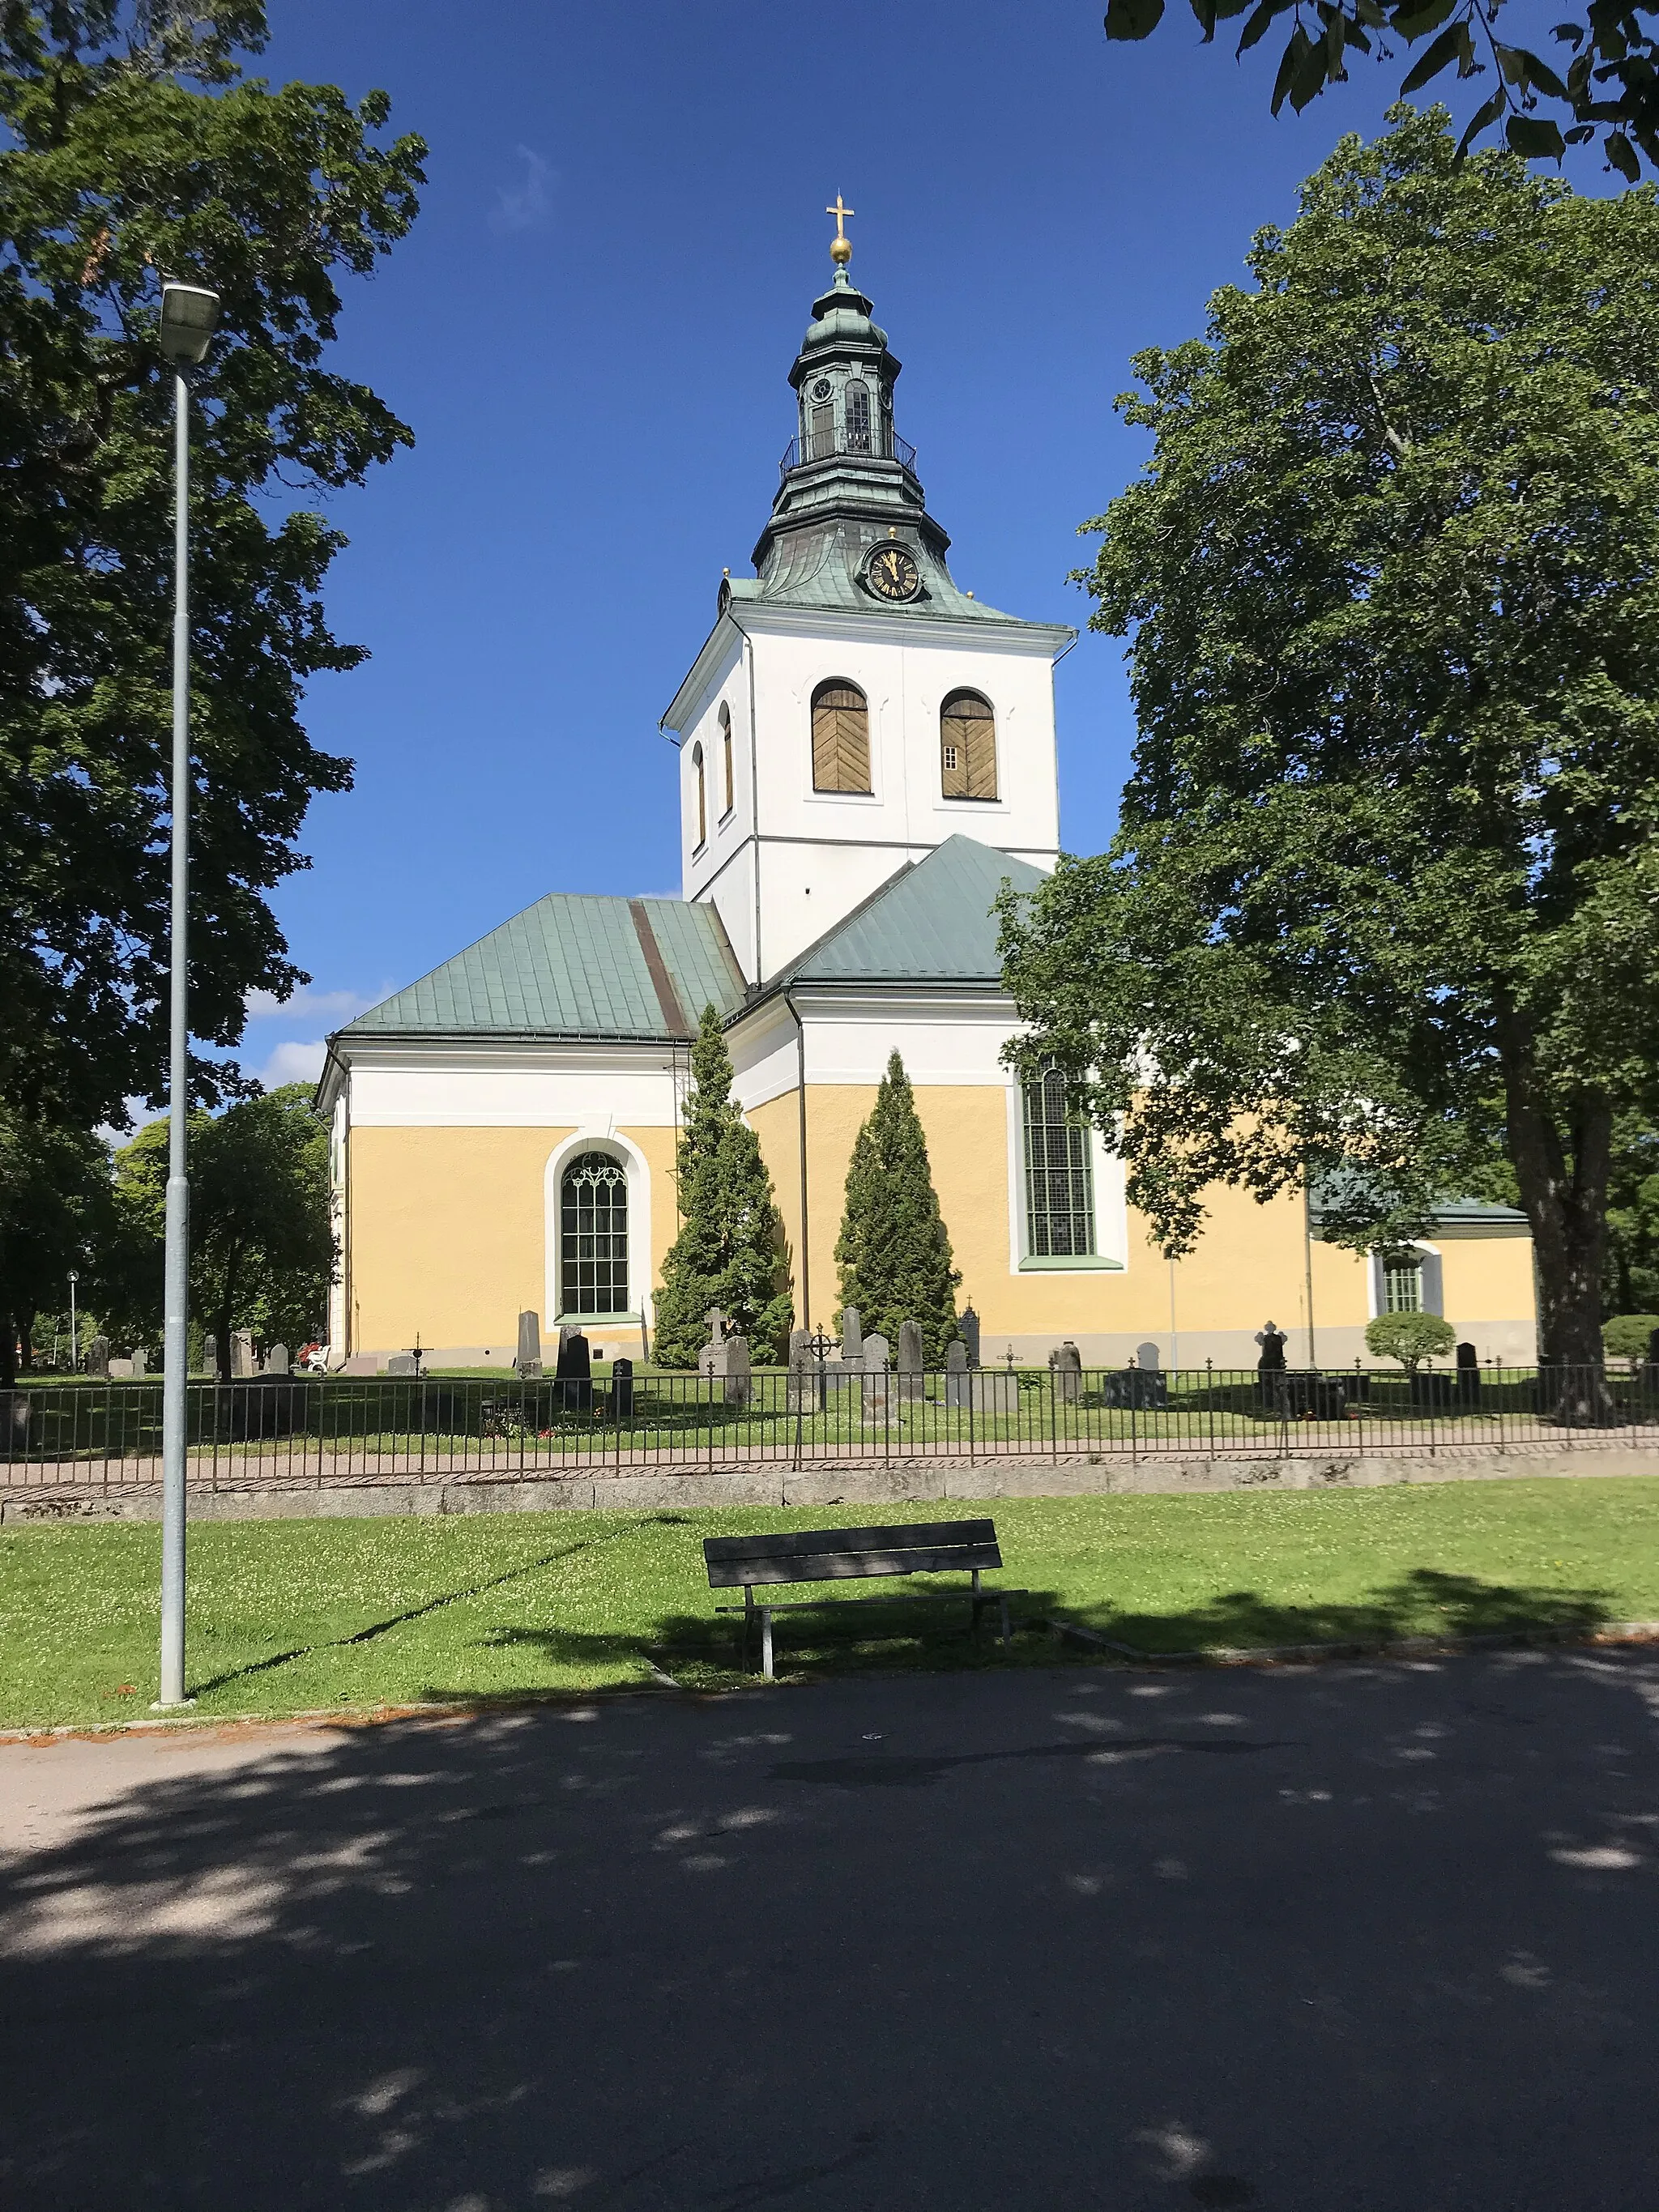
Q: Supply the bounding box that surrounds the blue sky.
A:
[234,0,1595,1089]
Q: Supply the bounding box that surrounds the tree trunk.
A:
[18,1312,33,1371]
[1499,1024,1613,1421]
[0,1310,16,1390]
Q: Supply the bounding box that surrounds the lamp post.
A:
[154,281,220,1712]
[67,1269,78,1373]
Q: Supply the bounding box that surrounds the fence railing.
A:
[2,1363,1656,1492]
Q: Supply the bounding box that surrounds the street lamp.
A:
[67,1269,78,1373]
[154,279,220,1712]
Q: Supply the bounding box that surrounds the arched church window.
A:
[1022,1061,1096,1259]
[719,703,735,817]
[811,680,871,795]
[809,399,835,461]
[691,741,706,847]
[560,1151,629,1315]
[940,690,996,800]
[845,381,871,454]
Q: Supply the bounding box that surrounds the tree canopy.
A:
[834,1052,962,1362]
[998,110,1659,1386]
[652,1008,794,1366]
[0,1106,112,1384]
[97,1082,333,1376]
[1102,0,1659,176]
[0,2,424,1132]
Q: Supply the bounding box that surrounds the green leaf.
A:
[1400,25,1465,91]
[1236,0,1294,54]
[1455,89,1506,155]
[1391,0,1457,40]
[1505,113,1567,156]
[1492,40,1569,95]
[1606,128,1642,179]
[1105,0,1166,40]
[1550,17,1584,41]
[1188,0,1218,36]
[1291,23,1340,104]
[1272,22,1313,111]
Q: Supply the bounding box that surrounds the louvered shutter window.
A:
[811,681,871,794]
[940,690,996,799]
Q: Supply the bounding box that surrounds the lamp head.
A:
[159,282,220,365]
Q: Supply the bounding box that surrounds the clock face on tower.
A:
[864,542,920,603]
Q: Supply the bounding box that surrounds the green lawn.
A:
[3,1479,1657,1729]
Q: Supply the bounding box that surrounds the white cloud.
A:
[491,146,554,234]
[259,1039,327,1088]
[245,986,373,1025]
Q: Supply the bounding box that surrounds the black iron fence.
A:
[2,1363,1657,1492]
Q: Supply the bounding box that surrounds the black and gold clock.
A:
[864,541,920,603]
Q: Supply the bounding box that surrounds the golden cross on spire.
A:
[825,194,855,265]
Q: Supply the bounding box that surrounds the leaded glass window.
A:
[1022,1063,1096,1258]
[561,1152,629,1315]
[845,381,871,453]
[1383,1255,1422,1313]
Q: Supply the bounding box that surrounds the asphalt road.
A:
[2,1650,1656,2211]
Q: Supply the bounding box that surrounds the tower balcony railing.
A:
[779,426,918,479]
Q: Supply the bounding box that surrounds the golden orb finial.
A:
[825,194,855,266]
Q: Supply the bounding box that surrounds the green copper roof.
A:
[1308,1173,1529,1232]
[337,893,744,1042]
[787,835,1047,986]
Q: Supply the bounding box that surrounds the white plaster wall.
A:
[675,607,1065,980]
[345,1044,683,1129]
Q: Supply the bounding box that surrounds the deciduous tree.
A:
[998,112,1659,1409]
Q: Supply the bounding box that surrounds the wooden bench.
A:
[703,1519,1017,1679]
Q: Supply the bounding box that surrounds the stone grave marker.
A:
[959,1304,981,1369]
[556,1328,592,1413]
[232,1329,256,1379]
[840,1306,863,1364]
[897,1317,924,1400]
[266,1342,289,1376]
[862,1332,891,1417]
[109,1356,134,1379]
[723,1332,752,1408]
[611,1356,634,1418]
[697,1307,730,1379]
[516,1310,543,1379]
[1137,1341,1161,1370]
[87,1334,110,1379]
[130,1348,147,1379]
[787,1328,821,1413]
[385,1353,417,1377]
[1051,1340,1083,1404]
[945,1338,970,1409]
[203,1333,217,1378]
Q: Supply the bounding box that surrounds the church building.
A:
[317,218,1537,1371]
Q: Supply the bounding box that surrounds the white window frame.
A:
[544,1130,653,1325]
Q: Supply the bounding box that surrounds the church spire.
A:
[742,205,983,612]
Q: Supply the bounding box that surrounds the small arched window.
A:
[690,740,706,847]
[561,1151,629,1315]
[811,680,871,795]
[940,690,996,800]
[845,381,871,454]
[719,702,735,817]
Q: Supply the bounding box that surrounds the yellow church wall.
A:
[748,1092,808,1314]
[345,1122,682,1361]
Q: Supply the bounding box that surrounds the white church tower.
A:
[661,206,1074,983]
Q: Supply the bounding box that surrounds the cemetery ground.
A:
[2,1647,1657,2209]
[3,1479,1659,1731]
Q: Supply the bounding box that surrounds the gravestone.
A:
[87,1334,109,1379]
[787,1328,822,1413]
[556,1328,592,1413]
[1456,1339,1482,1406]
[1255,1320,1287,1372]
[516,1310,543,1380]
[1051,1340,1083,1404]
[232,1329,256,1379]
[266,1342,289,1376]
[970,1368,1017,1415]
[945,1338,970,1409]
[203,1334,217,1378]
[959,1305,981,1369]
[1137,1342,1160,1371]
[862,1332,891,1417]
[108,1357,134,1379]
[340,1354,377,1377]
[723,1332,751,1408]
[385,1353,418,1377]
[130,1348,147,1379]
[610,1356,634,1418]
[896,1318,924,1400]
[697,1307,730,1380]
[840,1306,864,1365]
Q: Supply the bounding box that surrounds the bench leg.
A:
[761,1605,774,1682]
[1000,1594,1011,1648]
[742,1586,755,1672]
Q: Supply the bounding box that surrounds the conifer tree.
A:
[653,1006,794,1366]
[835,1051,962,1362]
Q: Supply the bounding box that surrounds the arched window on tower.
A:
[719,702,735,817]
[690,741,706,847]
[560,1151,629,1315]
[845,381,871,454]
[811,680,871,795]
[940,689,997,800]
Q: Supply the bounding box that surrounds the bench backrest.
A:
[704,1519,1001,1589]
